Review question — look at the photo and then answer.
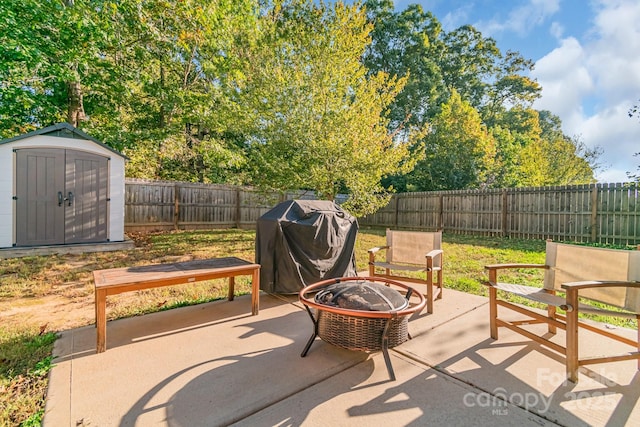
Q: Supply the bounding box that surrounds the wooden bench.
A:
[93,257,260,353]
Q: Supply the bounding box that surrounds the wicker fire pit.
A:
[299,277,426,380]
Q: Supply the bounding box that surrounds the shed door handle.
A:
[58,191,64,207]
[67,191,74,206]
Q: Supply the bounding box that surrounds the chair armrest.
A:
[561,281,640,315]
[425,249,443,259]
[369,245,390,268]
[561,280,640,291]
[484,264,547,287]
[368,245,389,254]
[425,249,443,270]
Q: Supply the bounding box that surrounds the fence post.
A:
[236,188,241,229]
[438,194,444,231]
[590,184,599,242]
[394,195,399,227]
[502,190,508,237]
[173,183,180,230]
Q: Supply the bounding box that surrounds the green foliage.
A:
[0,330,56,427]
[363,0,445,130]
[408,90,497,190]
[363,2,600,191]
[1,0,603,194]
[486,109,599,187]
[439,25,501,108]
[102,0,255,182]
[0,0,109,135]
[232,0,415,215]
[516,134,598,186]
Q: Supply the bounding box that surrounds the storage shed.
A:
[0,123,127,248]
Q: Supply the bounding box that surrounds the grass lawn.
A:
[0,227,630,425]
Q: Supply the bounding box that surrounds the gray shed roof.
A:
[0,123,128,159]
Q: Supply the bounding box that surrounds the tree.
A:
[101,0,255,182]
[0,0,254,183]
[515,134,598,186]
[481,50,541,126]
[486,107,541,187]
[438,25,501,109]
[362,3,556,191]
[0,0,112,136]
[408,90,497,190]
[362,0,445,131]
[230,0,416,216]
[489,109,599,187]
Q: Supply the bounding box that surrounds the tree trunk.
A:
[62,2,85,127]
[67,80,87,127]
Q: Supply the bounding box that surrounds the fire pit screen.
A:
[255,200,358,294]
[299,277,426,380]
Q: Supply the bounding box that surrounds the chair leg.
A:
[368,252,375,276]
[489,286,498,339]
[565,289,579,383]
[426,279,433,314]
[548,305,557,334]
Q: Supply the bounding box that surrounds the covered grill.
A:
[255,200,358,294]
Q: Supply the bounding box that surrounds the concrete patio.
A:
[43,288,640,426]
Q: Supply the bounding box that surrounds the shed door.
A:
[15,148,109,246]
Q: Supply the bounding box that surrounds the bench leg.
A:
[251,268,260,315]
[96,289,107,353]
[228,276,235,301]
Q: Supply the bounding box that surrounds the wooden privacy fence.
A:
[124,178,314,232]
[124,179,640,245]
[359,183,640,245]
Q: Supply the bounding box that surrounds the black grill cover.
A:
[256,200,358,293]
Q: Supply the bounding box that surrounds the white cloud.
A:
[532,0,640,182]
[587,1,640,104]
[532,37,594,125]
[439,4,472,31]
[580,103,639,181]
[549,21,564,39]
[476,0,560,37]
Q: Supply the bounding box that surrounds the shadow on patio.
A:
[44,289,640,426]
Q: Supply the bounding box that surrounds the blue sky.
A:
[393,0,640,182]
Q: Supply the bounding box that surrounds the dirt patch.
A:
[0,288,185,335]
[0,294,95,332]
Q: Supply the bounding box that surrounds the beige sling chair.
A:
[368,229,443,313]
[485,241,640,383]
